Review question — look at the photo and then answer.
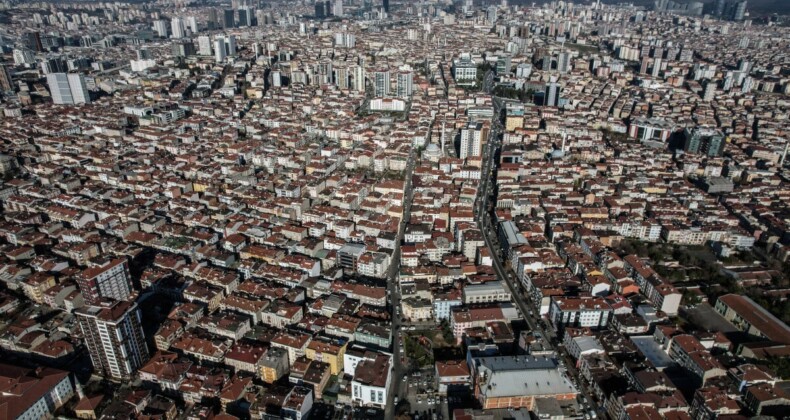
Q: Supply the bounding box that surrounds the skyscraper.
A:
[41,58,67,75]
[0,64,13,92]
[198,36,213,56]
[730,0,747,21]
[702,80,716,101]
[171,17,185,38]
[68,73,90,104]
[315,1,327,18]
[652,58,662,78]
[208,8,219,29]
[557,51,571,73]
[226,35,237,56]
[487,6,497,24]
[335,67,349,90]
[396,70,413,98]
[373,70,390,97]
[153,19,168,37]
[683,127,725,157]
[171,40,196,57]
[22,32,43,52]
[459,121,488,159]
[215,36,227,62]
[238,8,252,26]
[714,0,726,16]
[333,0,344,17]
[47,73,91,105]
[187,16,199,33]
[76,300,149,381]
[544,79,561,107]
[223,9,235,28]
[47,73,72,104]
[76,258,133,305]
[136,48,152,60]
[352,65,365,92]
[383,0,389,13]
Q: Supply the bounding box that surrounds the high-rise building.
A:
[226,35,237,56]
[487,6,498,24]
[171,17,185,39]
[335,33,356,48]
[496,55,511,75]
[76,300,149,381]
[47,73,72,104]
[13,49,35,65]
[335,67,349,90]
[41,58,67,75]
[541,55,552,71]
[171,40,196,57]
[0,64,13,92]
[136,48,152,60]
[76,258,133,305]
[373,70,390,97]
[459,121,488,159]
[238,7,252,26]
[640,56,650,74]
[198,36,213,56]
[22,32,43,52]
[652,58,662,78]
[208,9,219,29]
[153,20,169,37]
[68,73,90,104]
[223,9,235,28]
[557,51,571,73]
[187,16,199,33]
[683,127,725,157]
[315,1,326,18]
[396,70,413,98]
[742,76,754,93]
[383,0,389,13]
[272,70,283,87]
[333,0,344,17]
[452,54,477,86]
[47,73,91,105]
[714,0,726,16]
[730,1,747,20]
[703,80,717,101]
[544,79,561,107]
[215,37,227,62]
[352,65,365,92]
[738,59,751,73]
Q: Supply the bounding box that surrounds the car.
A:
[394,396,399,404]
[589,411,597,419]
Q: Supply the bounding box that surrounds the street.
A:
[475,95,601,416]
[384,148,416,420]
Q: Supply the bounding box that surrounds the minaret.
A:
[440,119,447,153]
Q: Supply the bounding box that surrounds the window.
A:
[378,391,384,403]
[370,390,376,401]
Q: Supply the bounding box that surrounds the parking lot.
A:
[400,368,447,420]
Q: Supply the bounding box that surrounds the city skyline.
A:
[0,0,788,419]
